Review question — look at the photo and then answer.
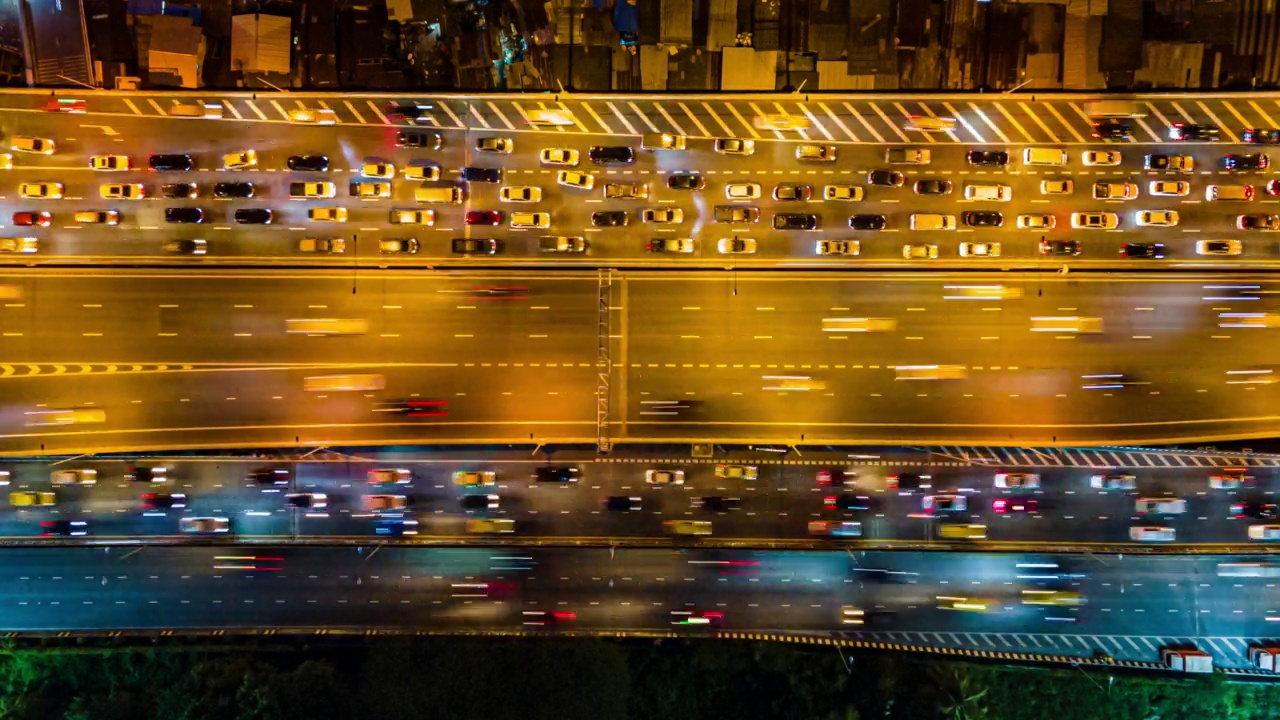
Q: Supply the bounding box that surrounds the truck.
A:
[1161,647,1213,673]
[1249,645,1280,671]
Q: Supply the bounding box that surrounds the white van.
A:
[909,213,956,231]
[1023,147,1068,166]
[963,184,1011,201]
[510,211,551,229]
[415,185,464,204]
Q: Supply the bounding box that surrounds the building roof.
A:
[231,14,291,75]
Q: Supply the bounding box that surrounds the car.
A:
[18,181,64,200]
[476,137,513,153]
[992,497,1040,514]
[816,240,859,256]
[40,520,89,537]
[286,492,328,509]
[222,150,257,169]
[99,183,142,200]
[1090,472,1137,490]
[1091,120,1132,140]
[886,147,931,164]
[351,181,391,198]
[499,186,542,203]
[645,469,685,485]
[1208,183,1256,201]
[234,208,272,224]
[1093,182,1138,200]
[298,238,345,253]
[1015,214,1055,230]
[824,494,871,511]
[725,182,761,200]
[867,170,905,187]
[1135,497,1187,514]
[1197,239,1243,255]
[367,468,410,485]
[646,238,694,254]
[808,520,864,538]
[1232,502,1279,519]
[1071,212,1119,229]
[364,494,409,512]
[385,102,433,122]
[49,468,96,486]
[848,214,887,230]
[1238,214,1280,231]
[42,98,85,113]
[460,494,499,510]
[1225,154,1270,171]
[1149,180,1190,196]
[886,473,932,491]
[377,238,418,255]
[902,244,939,259]
[164,239,206,255]
[453,471,496,487]
[538,236,586,253]
[460,167,501,183]
[962,211,1002,228]
[588,146,635,164]
[9,490,55,507]
[466,518,515,534]
[966,150,1009,166]
[539,148,579,166]
[361,161,395,179]
[89,155,130,171]
[557,170,595,190]
[1144,153,1193,172]
[162,182,199,199]
[1121,242,1165,259]
[73,210,119,225]
[817,469,856,486]
[289,181,337,199]
[667,173,703,190]
[604,496,642,512]
[695,496,742,513]
[715,464,759,481]
[1082,150,1122,166]
[287,107,336,124]
[465,210,501,226]
[1039,239,1082,256]
[374,518,419,536]
[535,466,580,483]
[308,207,348,222]
[822,185,862,202]
[643,133,687,150]
[1135,210,1178,227]
[10,136,55,155]
[922,494,967,514]
[390,209,434,225]
[714,205,759,223]
[993,472,1040,489]
[451,238,499,255]
[914,179,952,195]
[592,210,628,227]
[1244,128,1280,144]
[670,610,723,625]
[1040,179,1074,195]
[287,155,329,172]
[247,468,288,486]
[717,237,756,254]
[164,207,203,224]
[958,242,1000,258]
[713,138,755,155]
[1211,470,1251,489]
[12,211,50,227]
[395,131,442,149]
[141,492,186,509]
[402,163,440,181]
[796,144,836,161]
[180,516,230,534]
[774,183,812,201]
[1130,526,1175,542]
[1169,122,1220,141]
[773,213,817,230]
[213,181,254,199]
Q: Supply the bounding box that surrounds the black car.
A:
[773,183,812,201]
[773,213,818,231]
[1143,154,1171,171]
[285,493,325,509]
[666,173,703,190]
[126,466,167,483]
[461,166,502,183]
[213,181,254,199]
[1170,123,1219,141]
[386,103,432,122]
[592,210,628,227]
[141,492,186,509]
[460,494,499,510]
[1243,128,1280,144]
[234,208,272,224]
[913,179,952,195]
[161,182,199,199]
[395,131,442,149]
[965,150,1009,167]
[1120,242,1165,259]
[536,466,580,483]
[451,238,500,255]
[867,169,905,187]
[149,153,193,172]
[825,494,872,511]
[886,473,931,491]
[588,145,635,164]
[962,211,1003,228]
[164,239,206,255]
[695,496,741,513]
[248,468,290,486]
[848,214,887,231]
[164,207,203,224]
[374,518,419,536]
[1039,239,1082,257]
[604,496,641,512]
[1231,501,1279,520]
[40,520,89,537]
[1091,120,1132,140]
[287,154,329,172]
[1224,153,1270,171]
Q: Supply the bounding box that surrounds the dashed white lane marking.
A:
[606,101,638,135]
[1044,102,1086,143]
[993,102,1035,143]
[468,104,491,129]
[579,101,613,134]
[486,101,515,130]
[629,101,660,133]
[221,100,242,119]
[245,100,268,121]
[677,102,709,138]
[1249,100,1279,128]
[723,102,761,139]
[1020,101,1060,142]
[438,102,464,128]
[655,104,685,136]
[869,102,910,142]
[343,100,366,124]
[1198,101,1240,142]
[122,99,143,115]
[817,102,856,141]
[844,102,883,142]
[701,102,735,137]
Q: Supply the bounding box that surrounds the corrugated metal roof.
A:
[231,14,292,75]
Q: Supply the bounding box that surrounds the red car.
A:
[992,497,1040,514]
[12,211,51,227]
[43,98,86,113]
[465,210,501,226]
[521,610,576,626]
[1267,180,1280,196]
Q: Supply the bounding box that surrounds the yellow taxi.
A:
[390,209,435,225]
[0,238,37,253]
[75,210,120,225]
[10,491,55,507]
[1020,590,1085,606]
[288,107,337,125]
[100,183,145,200]
[936,596,999,613]
[89,155,131,171]
[466,518,515,534]
[10,136,55,155]
[665,520,713,536]
[308,207,348,223]
[223,150,257,169]
[302,374,384,392]
[0,153,14,169]
[361,162,395,179]
[937,523,987,540]
[20,182,63,199]
[352,181,391,198]
[453,471,496,487]
[403,164,440,181]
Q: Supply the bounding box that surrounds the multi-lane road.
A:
[2,91,1280,267]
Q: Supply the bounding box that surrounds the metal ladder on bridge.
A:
[596,269,613,454]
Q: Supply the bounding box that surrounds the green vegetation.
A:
[0,638,1277,720]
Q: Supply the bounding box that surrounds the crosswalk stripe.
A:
[628,101,660,133]
[1133,116,1162,142]
[1248,99,1279,129]
[1042,103,1085,142]
[701,102,734,137]
[605,101,637,134]
[509,100,539,130]
[269,99,290,120]
[943,101,984,143]
[1198,101,1240,142]
[677,102,709,138]
[1142,101,1172,132]
[869,103,909,142]
[365,101,389,124]
[723,102,760,139]
[122,98,143,115]
[844,102,883,142]
[579,101,613,133]
[993,102,1035,143]
[343,100,366,124]
[749,102,784,139]
[816,102,856,141]
[467,104,490,129]
[1169,101,1195,125]
[534,101,565,132]
[487,101,515,130]
[893,102,935,143]
[1019,101,1060,142]
[245,100,268,121]
[918,102,961,142]
[774,101,811,140]
[558,101,590,133]
[146,98,167,116]
[796,103,831,140]
[437,102,463,129]
[221,100,242,119]
[654,105,684,135]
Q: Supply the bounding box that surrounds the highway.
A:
[0,448,1277,546]
[1,92,1280,267]
[0,545,1271,668]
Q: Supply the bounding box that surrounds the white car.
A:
[10,136,54,155]
[539,148,579,166]
[642,208,683,224]
[557,170,594,190]
[1134,210,1178,227]
[1040,179,1073,195]
[403,163,441,181]
[1016,214,1055,230]
[645,469,685,485]
[1093,181,1139,200]
[223,150,257,169]
[902,244,939,259]
[714,138,755,156]
[1090,473,1137,490]
[725,182,761,200]
[20,182,63,199]
[994,472,1040,488]
[89,155,131,171]
[476,137,513,153]
[288,107,337,124]
[390,209,435,225]
[1149,180,1190,197]
[816,240,859,256]
[963,184,1011,201]
[1071,212,1120,229]
[958,242,1000,257]
[500,186,542,203]
[361,161,395,179]
[1082,150,1122,166]
[823,185,864,201]
[717,237,756,254]
[1196,239,1243,256]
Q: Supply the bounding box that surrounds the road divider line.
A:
[817,102,856,141]
[870,103,909,142]
[700,102,734,137]
[1249,100,1279,129]
[221,100,242,119]
[605,102,638,135]
[1168,101,1196,126]
[558,101,589,133]
[146,98,167,116]
[843,102,883,142]
[798,103,832,141]
[723,102,760,139]
[269,99,290,121]
[467,104,490,129]
[1133,116,1162,143]
[438,102,464,128]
